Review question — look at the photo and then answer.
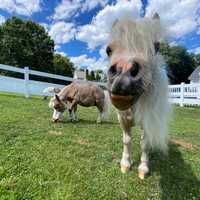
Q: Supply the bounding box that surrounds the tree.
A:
[53,54,74,77]
[89,70,96,81]
[95,70,101,81]
[0,16,54,72]
[195,54,200,66]
[190,53,200,67]
[86,69,90,80]
[159,43,196,84]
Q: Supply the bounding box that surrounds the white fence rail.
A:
[1,64,200,106]
[0,64,105,98]
[169,82,200,106]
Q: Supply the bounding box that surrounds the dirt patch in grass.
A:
[48,130,64,136]
[171,138,199,150]
[76,138,89,145]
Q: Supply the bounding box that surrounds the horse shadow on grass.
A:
[60,118,117,125]
[150,144,200,200]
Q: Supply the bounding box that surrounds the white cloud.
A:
[56,51,67,57]
[189,47,200,54]
[52,0,81,21]
[71,54,95,67]
[145,0,200,38]
[81,0,109,12]
[0,15,5,25]
[70,54,108,71]
[49,21,76,44]
[52,0,109,21]
[55,44,61,50]
[169,41,178,47]
[76,0,142,49]
[39,23,49,32]
[0,0,42,16]
[197,17,200,35]
[99,45,108,59]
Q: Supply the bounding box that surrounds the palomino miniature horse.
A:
[47,82,109,123]
[107,13,170,179]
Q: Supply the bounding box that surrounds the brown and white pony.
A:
[46,82,109,123]
[106,13,170,179]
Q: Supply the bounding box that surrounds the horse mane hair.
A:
[111,16,170,152]
[111,16,164,61]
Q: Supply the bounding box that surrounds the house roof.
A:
[188,66,200,82]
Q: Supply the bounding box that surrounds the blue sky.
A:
[0,0,200,71]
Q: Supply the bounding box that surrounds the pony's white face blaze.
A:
[107,17,161,110]
[49,95,66,122]
[52,109,63,122]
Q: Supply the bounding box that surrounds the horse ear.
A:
[55,95,61,102]
[112,19,119,28]
[152,13,160,20]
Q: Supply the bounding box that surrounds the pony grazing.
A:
[107,13,170,179]
[47,82,109,123]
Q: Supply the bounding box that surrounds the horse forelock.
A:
[110,17,164,62]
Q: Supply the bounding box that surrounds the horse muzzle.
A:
[107,60,144,110]
[108,74,143,110]
[110,93,134,110]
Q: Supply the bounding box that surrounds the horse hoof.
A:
[70,118,76,122]
[52,118,59,123]
[138,171,145,179]
[121,165,130,173]
[138,163,149,179]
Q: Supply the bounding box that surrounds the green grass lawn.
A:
[0,93,200,200]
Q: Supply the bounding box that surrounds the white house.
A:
[188,66,200,83]
[73,69,86,80]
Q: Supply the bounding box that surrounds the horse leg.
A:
[138,130,149,179]
[96,102,104,123]
[68,108,73,122]
[69,100,77,122]
[72,104,79,121]
[66,102,73,121]
[117,109,133,173]
[66,101,72,121]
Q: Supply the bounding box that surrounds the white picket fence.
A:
[0,64,105,98]
[1,64,200,106]
[169,82,200,106]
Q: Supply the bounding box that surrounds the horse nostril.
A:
[130,61,140,78]
[108,64,117,76]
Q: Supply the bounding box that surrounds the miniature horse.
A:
[107,13,170,179]
[47,82,109,123]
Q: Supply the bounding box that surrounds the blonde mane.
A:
[111,17,164,62]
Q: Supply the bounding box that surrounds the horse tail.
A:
[43,87,61,94]
[102,90,110,119]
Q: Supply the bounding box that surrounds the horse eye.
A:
[106,46,112,57]
[154,42,160,53]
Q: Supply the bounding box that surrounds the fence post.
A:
[197,83,200,99]
[180,82,184,107]
[24,67,30,98]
